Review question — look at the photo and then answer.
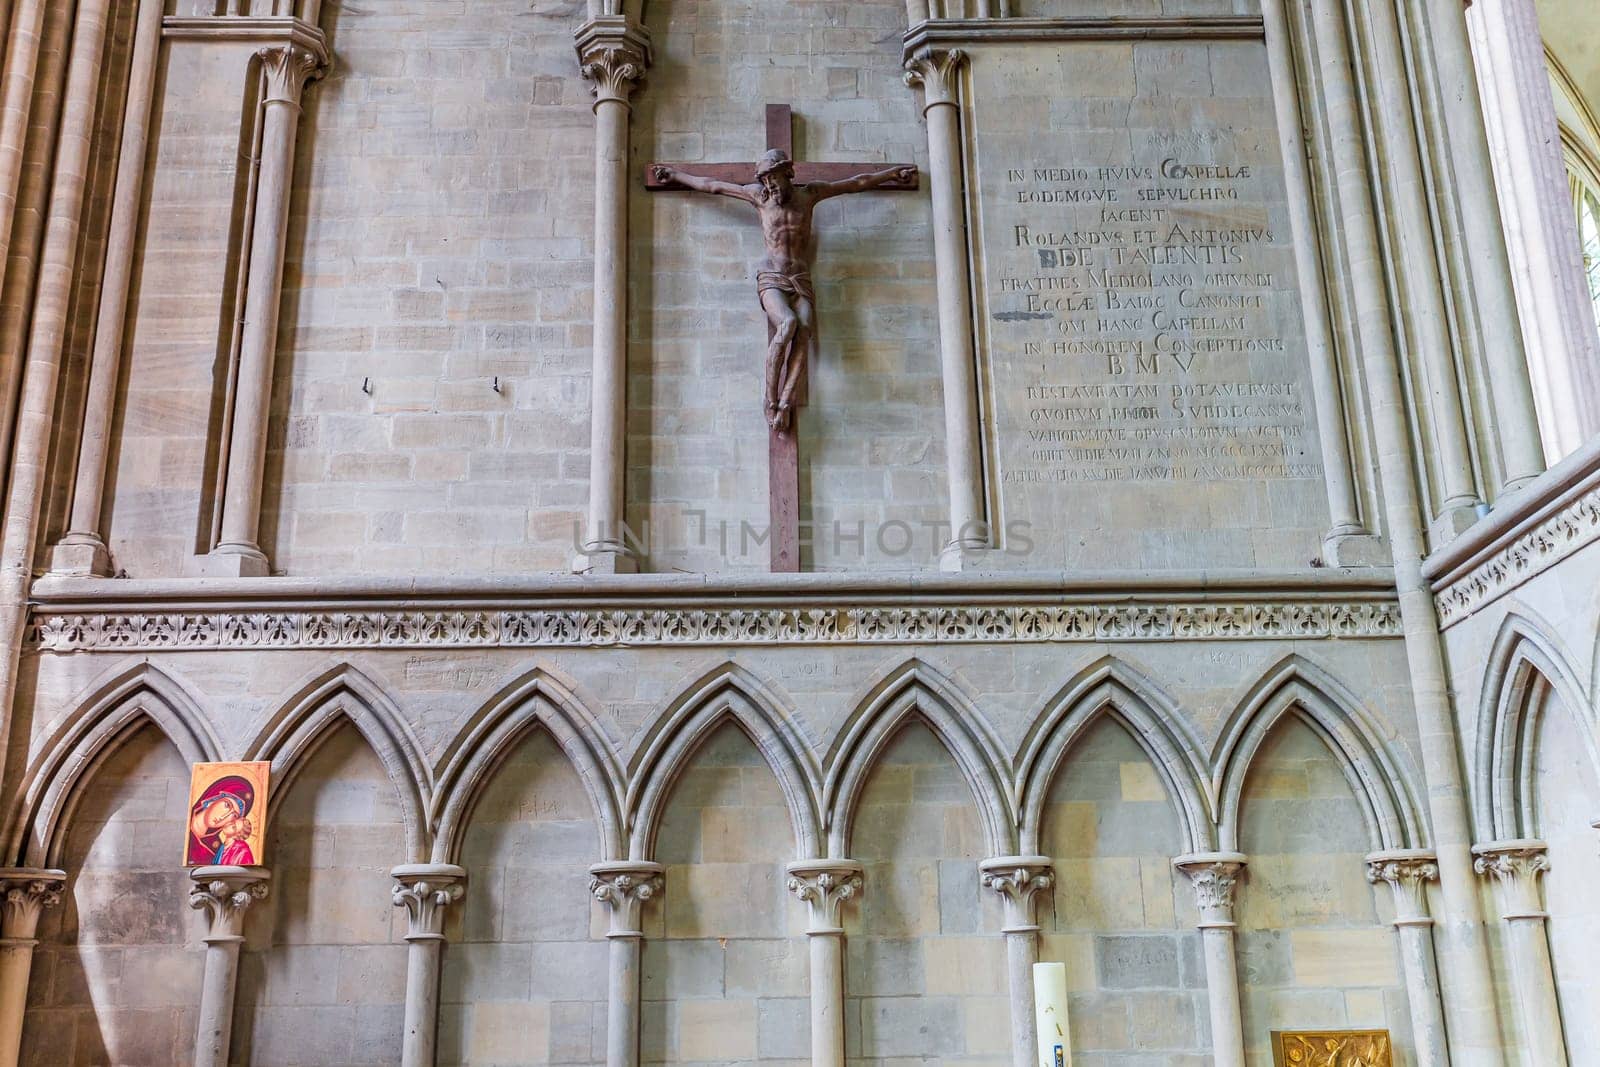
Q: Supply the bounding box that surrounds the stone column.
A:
[391,864,466,1067]
[1259,0,1376,563]
[1467,0,1600,457]
[979,856,1054,1067]
[1423,0,1548,490]
[1300,0,1506,1053]
[0,0,49,284]
[0,870,65,1067]
[205,38,328,577]
[786,861,862,1067]
[1174,853,1246,1067]
[49,0,165,577]
[1366,851,1448,1067]
[904,47,988,570]
[590,862,663,1067]
[1472,841,1569,1065]
[189,866,270,1067]
[574,18,649,575]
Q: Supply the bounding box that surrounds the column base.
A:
[46,535,114,577]
[1320,530,1387,567]
[573,547,639,575]
[939,542,998,573]
[1429,501,1486,545]
[190,545,271,578]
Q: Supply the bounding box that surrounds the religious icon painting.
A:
[185,762,270,868]
[1270,1030,1392,1067]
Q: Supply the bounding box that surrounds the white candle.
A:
[1033,961,1071,1067]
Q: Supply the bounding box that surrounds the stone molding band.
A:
[1425,440,1600,627]
[27,598,1404,652]
[901,15,1266,54]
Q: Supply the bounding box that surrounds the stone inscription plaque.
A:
[967,41,1330,569]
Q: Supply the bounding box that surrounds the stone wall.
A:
[232,727,408,1067]
[9,623,1439,1065]
[1038,719,1207,1065]
[22,729,199,1067]
[1235,718,1408,1066]
[442,728,609,1065]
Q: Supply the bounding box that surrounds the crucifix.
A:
[647,104,918,572]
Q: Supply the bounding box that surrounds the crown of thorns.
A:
[756,149,794,177]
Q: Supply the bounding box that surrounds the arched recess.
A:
[626,662,823,860]
[1213,655,1426,853]
[1476,609,1599,840]
[243,662,431,862]
[1015,656,1213,856]
[824,657,1016,858]
[7,661,221,868]
[430,666,626,864]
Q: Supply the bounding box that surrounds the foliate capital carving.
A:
[786,861,863,934]
[257,42,327,105]
[580,46,648,108]
[575,18,652,110]
[590,861,664,938]
[1174,852,1246,928]
[903,48,967,111]
[189,866,271,943]
[391,864,466,941]
[1473,840,1550,920]
[0,869,66,941]
[979,856,1054,933]
[1365,850,1437,927]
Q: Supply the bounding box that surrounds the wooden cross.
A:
[646,104,918,572]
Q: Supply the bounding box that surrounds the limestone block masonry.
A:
[0,0,1596,1066]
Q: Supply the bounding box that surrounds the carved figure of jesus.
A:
[651,150,917,433]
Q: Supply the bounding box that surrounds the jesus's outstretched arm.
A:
[652,165,756,202]
[809,164,917,200]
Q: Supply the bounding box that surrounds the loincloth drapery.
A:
[756,269,814,304]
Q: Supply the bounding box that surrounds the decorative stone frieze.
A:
[1472,840,1550,920]
[978,856,1053,933]
[28,598,1404,652]
[1174,852,1246,928]
[786,861,863,934]
[189,866,270,942]
[589,862,664,937]
[1366,849,1438,926]
[1433,484,1600,625]
[391,864,466,941]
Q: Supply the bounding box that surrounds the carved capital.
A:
[0,869,66,942]
[391,863,466,942]
[189,865,270,943]
[1473,840,1550,921]
[1365,849,1437,927]
[786,861,863,935]
[575,17,652,110]
[903,47,967,111]
[257,42,326,105]
[979,856,1054,933]
[1174,852,1246,928]
[590,861,664,938]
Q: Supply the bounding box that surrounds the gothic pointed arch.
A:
[6,660,221,868]
[1213,654,1426,852]
[1015,656,1213,855]
[626,662,822,860]
[431,666,625,864]
[823,657,1016,858]
[1475,608,1597,840]
[243,662,431,862]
